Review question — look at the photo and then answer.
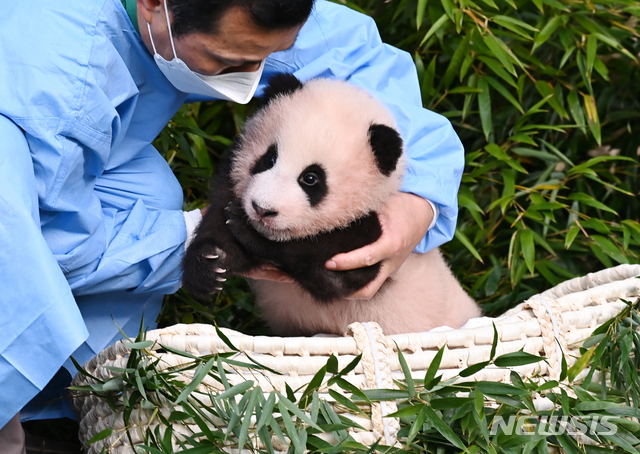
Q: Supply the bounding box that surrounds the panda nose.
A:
[252,201,278,218]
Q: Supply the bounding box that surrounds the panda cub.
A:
[182,74,481,336]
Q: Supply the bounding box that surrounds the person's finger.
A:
[325,239,388,271]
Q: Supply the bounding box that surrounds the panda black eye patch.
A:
[251,144,278,175]
[298,164,327,206]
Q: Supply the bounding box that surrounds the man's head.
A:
[138,0,313,76]
[169,0,314,38]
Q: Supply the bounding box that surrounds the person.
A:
[0,0,464,450]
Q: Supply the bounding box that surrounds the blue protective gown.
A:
[0,0,464,425]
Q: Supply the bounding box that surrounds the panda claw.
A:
[225,219,232,225]
[203,254,219,260]
[214,286,223,292]
[216,276,227,283]
[215,267,227,274]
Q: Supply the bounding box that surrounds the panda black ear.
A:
[368,124,403,177]
[261,73,304,106]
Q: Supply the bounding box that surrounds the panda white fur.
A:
[182,74,481,336]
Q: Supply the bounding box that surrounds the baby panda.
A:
[182,74,481,336]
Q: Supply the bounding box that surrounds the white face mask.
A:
[147,1,265,104]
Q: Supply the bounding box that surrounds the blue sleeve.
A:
[0,0,190,297]
[0,115,88,427]
[261,0,464,252]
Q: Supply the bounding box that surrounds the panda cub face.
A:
[230,77,406,242]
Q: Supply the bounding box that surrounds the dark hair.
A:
[169,0,315,37]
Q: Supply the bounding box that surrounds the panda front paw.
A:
[224,200,244,225]
[183,243,232,296]
[224,200,257,243]
[203,247,230,292]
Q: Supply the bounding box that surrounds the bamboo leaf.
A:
[328,389,365,415]
[454,228,483,263]
[123,340,155,350]
[586,34,598,75]
[336,354,361,377]
[460,361,491,377]
[301,364,327,401]
[478,78,492,142]
[277,394,322,431]
[397,346,415,397]
[559,46,576,69]
[474,381,531,395]
[482,34,517,76]
[443,34,472,88]
[88,428,114,445]
[532,15,563,52]
[486,143,527,174]
[541,0,570,11]
[416,0,428,29]
[361,389,410,400]
[484,76,524,114]
[175,357,216,404]
[593,56,610,81]
[331,377,370,402]
[421,54,437,102]
[493,16,537,39]
[387,405,422,419]
[478,0,499,9]
[532,0,544,12]
[420,14,450,46]
[458,187,484,213]
[448,86,482,94]
[519,229,535,275]
[582,93,601,145]
[493,15,539,32]
[534,80,569,119]
[237,388,259,449]
[591,235,628,264]
[477,56,517,88]
[490,323,498,360]
[213,379,254,402]
[566,192,618,214]
[494,350,545,367]
[255,393,276,433]
[425,345,446,388]
[277,399,302,453]
[567,90,586,132]
[592,32,637,60]
[423,406,467,450]
[406,405,427,445]
[565,224,581,249]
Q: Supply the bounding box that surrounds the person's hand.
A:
[325,192,434,299]
[240,265,294,283]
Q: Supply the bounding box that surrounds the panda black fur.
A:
[182,74,481,336]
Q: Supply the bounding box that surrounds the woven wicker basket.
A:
[71,264,640,453]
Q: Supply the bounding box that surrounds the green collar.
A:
[121,0,139,34]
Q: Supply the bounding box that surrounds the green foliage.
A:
[344,0,640,315]
[74,300,640,453]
